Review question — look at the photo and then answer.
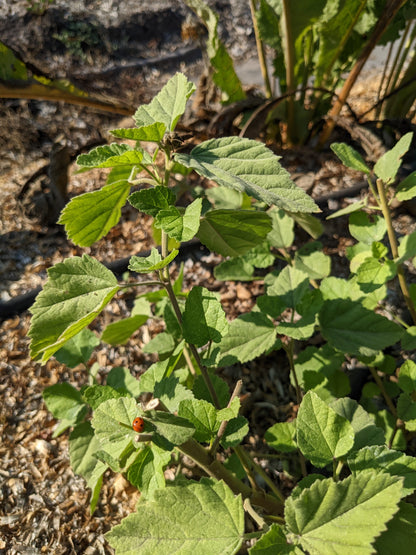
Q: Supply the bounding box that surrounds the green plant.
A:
[29,73,416,553]
[185,1,412,145]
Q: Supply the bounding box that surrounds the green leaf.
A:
[374,132,413,184]
[133,72,196,132]
[348,212,387,245]
[54,328,100,367]
[296,391,354,467]
[264,421,297,453]
[127,444,171,498]
[326,198,368,220]
[154,198,202,242]
[150,411,195,446]
[293,344,345,393]
[267,207,295,248]
[214,257,255,281]
[183,0,245,103]
[197,209,272,257]
[206,186,245,209]
[143,332,175,356]
[92,397,139,459]
[266,266,310,310]
[43,382,86,422]
[29,255,120,362]
[128,247,178,273]
[110,122,166,142]
[106,479,244,554]
[249,523,302,554]
[397,393,416,432]
[330,143,371,174]
[128,186,176,217]
[330,398,385,452]
[319,299,403,357]
[82,385,126,410]
[396,171,416,201]
[175,137,319,213]
[182,286,228,347]
[285,473,403,555]
[193,374,230,409]
[397,230,416,263]
[76,143,144,169]
[58,180,131,247]
[69,422,107,513]
[221,416,249,448]
[293,241,331,280]
[374,502,416,554]
[178,398,218,442]
[356,257,397,291]
[348,445,416,497]
[398,360,416,393]
[288,212,323,239]
[101,314,148,345]
[217,312,277,366]
[107,366,142,398]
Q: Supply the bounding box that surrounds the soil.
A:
[1,1,416,554]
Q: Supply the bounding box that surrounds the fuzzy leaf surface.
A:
[319,299,403,357]
[175,137,319,213]
[128,186,176,217]
[296,391,354,467]
[348,445,416,496]
[331,398,385,453]
[92,397,139,459]
[330,143,371,174]
[249,524,302,554]
[106,479,244,555]
[218,312,277,365]
[128,248,178,273]
[154,198,202,242]
[285,473,402,555]
[182,286,228,347]
[69,422,107,513]
[58,180,131,247]
[374,132,413,184]
[77,143,144,168]
[29,255,120,362]
[374,502,416,554]
[133,72,195,132]
[197,209,272,257]
[110,122,166,142]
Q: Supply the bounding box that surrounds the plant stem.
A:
[368,366,397,417]
[177,438,284,516]
[249,0,272,98]
[210,380,243,456]
[376,178,416,324]
[161,263,221,408]
[318,0,408,147]
[243,498,267,530]
[234,445,285,503]
[285,340,302,405]
[333,460,343,482]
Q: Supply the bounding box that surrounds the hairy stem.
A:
[376,178,416,324]
[177,438,284,516]
[368,366,397,417]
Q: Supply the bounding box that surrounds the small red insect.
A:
[132,417,145,433]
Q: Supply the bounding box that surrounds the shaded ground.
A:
[1,1,416,553]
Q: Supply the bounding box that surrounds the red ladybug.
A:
[132,417,145,433]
